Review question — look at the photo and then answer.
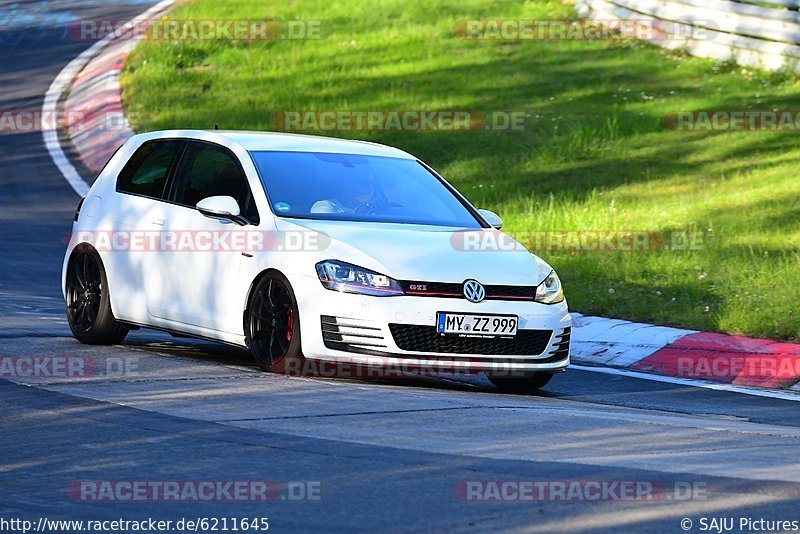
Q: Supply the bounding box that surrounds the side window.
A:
[117,140,182,199]
[171,143,259,223]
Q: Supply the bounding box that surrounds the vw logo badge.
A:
[463,279,485,303]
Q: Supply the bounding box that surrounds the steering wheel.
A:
[353,195,387,215]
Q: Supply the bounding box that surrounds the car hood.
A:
[276,218,553,286]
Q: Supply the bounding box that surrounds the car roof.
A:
[131,129,417,159]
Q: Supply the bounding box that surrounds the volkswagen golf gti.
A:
[62,130,572,391]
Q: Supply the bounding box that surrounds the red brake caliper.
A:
[286,308,294,342]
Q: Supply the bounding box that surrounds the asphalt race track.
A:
[0,2,799,532]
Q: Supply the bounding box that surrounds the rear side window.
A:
[117,140,183,199]
[171,142,259,223]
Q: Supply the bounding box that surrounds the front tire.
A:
[65,250,128,344]
[245,272,303,373]
[487,372,554,393]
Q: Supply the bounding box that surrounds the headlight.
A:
[315,260,404,297]
[535,270,564,304]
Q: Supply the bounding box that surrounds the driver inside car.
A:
[311,168,378,214]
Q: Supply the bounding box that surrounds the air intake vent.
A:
[321,315,388,352]
[548,327,570,360]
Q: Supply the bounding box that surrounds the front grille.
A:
[389,324,552,355]
[400,281,537,301]
[321,315,388,352]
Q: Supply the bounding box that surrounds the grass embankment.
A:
[121,0,800,339]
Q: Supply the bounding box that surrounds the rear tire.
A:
[245,272,303,373]
[487,372,554,392]
[65,250,128,345]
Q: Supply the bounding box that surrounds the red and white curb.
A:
[42,0,175,196]
[570,313,800,394]
[63,35,138,178]
[43,2,800,399]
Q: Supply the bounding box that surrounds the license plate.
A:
[436,312,518,337]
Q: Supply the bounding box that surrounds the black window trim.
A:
[115,137,187,202]
[165,139,260,225]
[115,137,261,226]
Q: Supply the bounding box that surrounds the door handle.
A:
[151,218,165,226]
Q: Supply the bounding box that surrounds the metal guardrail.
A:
[575,0,800,70]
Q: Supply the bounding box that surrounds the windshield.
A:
[249,151,482,228]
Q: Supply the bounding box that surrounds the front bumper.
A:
[290,274,572,373]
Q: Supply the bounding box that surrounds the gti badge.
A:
[463,279,485,303]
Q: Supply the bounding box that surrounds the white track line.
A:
[571,364,800,402]
[42,0,175,197]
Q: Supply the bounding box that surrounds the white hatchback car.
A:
[63,130,571,391]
